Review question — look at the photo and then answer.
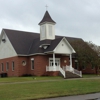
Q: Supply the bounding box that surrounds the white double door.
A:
[49,58,60,67]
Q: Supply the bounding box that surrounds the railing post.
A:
[80,71,82,77]
[70,54,73,71]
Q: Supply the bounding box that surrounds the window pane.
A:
[1,63,3,72]
[31,60,34,70]
[12,62,14,71]
[6,62,9,71]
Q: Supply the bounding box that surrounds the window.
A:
[6,62,9,71]
[22,61,26,66]
[49,58,60,67]
[12,62,14,71]
[31,59,34,70]
[1,63,3,72]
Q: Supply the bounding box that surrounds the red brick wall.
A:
[17,56,29,76]
[28,55,70,76]
[72,59,97,74]
[0,56,19,76]
[0,56,31,76]
[60,56,70,67]
[28,55,49,76]
[0,55,97,77]
[82,65,96,74]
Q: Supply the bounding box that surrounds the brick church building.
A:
[0,10,97,78]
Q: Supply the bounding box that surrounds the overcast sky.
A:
[0,0,100,45]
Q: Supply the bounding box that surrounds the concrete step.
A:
[65,71,81,78]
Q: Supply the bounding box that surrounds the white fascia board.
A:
[18,53,46,56]
[44,51,53,54]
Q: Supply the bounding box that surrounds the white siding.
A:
[0,33,17,59]
[54,39,73,54]
[40,23,55,40]
[46,23,55,40]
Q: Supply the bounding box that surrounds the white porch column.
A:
[70,54,73,71]
[53,52,55,68]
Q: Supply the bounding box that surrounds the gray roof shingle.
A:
[39,11,56,25]
[3,29,83,55]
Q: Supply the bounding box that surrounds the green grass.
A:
[0,76,62,83]
[0,76,100,100]
[82,74,100,78]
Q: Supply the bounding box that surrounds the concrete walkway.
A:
[41,93,100,100]
[0,77,100,85]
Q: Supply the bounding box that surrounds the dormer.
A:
[39,11,56,41]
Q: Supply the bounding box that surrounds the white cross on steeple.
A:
[45,5,48,10]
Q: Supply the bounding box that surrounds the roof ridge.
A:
[3,28,39,34]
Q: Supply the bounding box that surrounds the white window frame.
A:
[49,58,60,67]
[31,58,34,70]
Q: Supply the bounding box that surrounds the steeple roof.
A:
[39,11,56,25]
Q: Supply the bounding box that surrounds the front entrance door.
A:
[49,58,60,67]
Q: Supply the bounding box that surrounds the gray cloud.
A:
[0,0,100,45]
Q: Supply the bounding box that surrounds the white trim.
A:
[70,54,72,68]
[39,22,56,25]
[53,53,55,67]
[39,44,50,47]
[44,51,53,53]
[31,58,34,60]
[18,53,46,56]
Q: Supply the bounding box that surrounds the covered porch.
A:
[45,37,82,78]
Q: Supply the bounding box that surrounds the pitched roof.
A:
[39,11,56,25]
[3,29,83,55]
[3,29,39,55]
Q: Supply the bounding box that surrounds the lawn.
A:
[0,76,62,83]
[82,74,100,78]
[0,76,100,100]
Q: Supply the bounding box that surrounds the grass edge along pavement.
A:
[0,76,100,100]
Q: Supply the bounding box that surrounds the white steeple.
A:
[39,11,56,41]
